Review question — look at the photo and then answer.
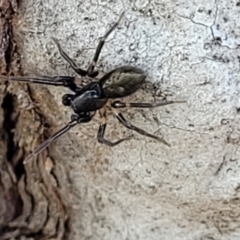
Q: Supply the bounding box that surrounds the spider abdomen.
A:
[101,66,146,98]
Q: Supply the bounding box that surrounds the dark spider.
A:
[1,12,184,164]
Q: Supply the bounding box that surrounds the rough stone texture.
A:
[0,1,69,239]
[5,0,240,239]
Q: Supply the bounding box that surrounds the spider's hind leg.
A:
[97,107,131,146]
[111,100,185,109]
[53,12,124,79]
[52,37,89,77]
[110,99,185,145]
[111,109,171,146]
[86,12,125,77]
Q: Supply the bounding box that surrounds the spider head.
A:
[62,94,73,106]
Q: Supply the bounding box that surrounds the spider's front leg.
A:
[97,107,132,146]
[0,75,77,91]
[23,112,94,164]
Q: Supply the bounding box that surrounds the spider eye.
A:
[62,94,72,106]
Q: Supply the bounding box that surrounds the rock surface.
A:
[1,0,240,239]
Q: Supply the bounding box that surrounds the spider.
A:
[1,12,184,164]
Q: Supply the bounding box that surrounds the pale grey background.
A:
[16,0,240,239]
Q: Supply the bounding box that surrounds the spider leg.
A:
[52,12,124,78]
[0,75,77,91]
[111,100,186,108]
[23,112,94,164]
[86,12,125,76]
[23,119,78,164]
[112,109,170,146]
[52,37,92,77]
[97,107,132,146]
